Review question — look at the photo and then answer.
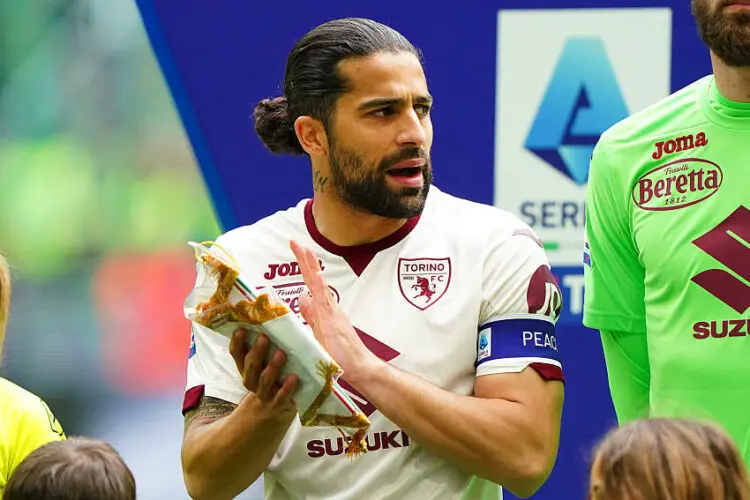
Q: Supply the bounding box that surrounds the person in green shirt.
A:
[0,253,65,493]
[583,0,750,469]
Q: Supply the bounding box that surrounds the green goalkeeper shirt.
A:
[583,75,750,466]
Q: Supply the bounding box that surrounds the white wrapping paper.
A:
[183,241,370,458]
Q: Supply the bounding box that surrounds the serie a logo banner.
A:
[493,8,672,267]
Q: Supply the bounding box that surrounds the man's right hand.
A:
[228,329,299,418]
[182,329,300,500]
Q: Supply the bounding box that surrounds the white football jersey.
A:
[184,186,563,500]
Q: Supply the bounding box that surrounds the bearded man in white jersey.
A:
[181,17,565,500]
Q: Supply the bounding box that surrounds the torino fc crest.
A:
[398,258,451,311]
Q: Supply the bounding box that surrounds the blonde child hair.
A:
[590,418,750,500]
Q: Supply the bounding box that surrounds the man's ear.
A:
[295,116,329,157]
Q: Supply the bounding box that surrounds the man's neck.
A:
[310,193,408,247]
[711,51,750,102]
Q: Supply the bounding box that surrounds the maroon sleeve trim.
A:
[530,362,565,383]
[182,385,205,415]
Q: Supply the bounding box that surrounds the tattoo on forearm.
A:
[184,396,237,433]
[313,170,328,193]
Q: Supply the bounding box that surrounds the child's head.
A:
[590,418,749,500]
[3,437,136,500]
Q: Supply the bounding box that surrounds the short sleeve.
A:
[183,322,248,414]
[182,237,249,414]
[477,222,564,381]
[583,139,647,334]
[10,398,65,471]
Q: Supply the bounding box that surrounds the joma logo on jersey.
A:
[398,258,451,310]
[691,206,750,339]
[652,132,708,160]
[263,259,325,280]
[632,158,722,211]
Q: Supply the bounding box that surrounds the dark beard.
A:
[328,142,432,219]
[693,0,750,67]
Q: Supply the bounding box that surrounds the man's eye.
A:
[371,107,395,117]
[414,104,431,116]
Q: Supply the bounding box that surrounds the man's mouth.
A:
[387,167,422,177]
[724,0,750,9]
[386,158,426,177]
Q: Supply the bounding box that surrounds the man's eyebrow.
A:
[357,95,433,111]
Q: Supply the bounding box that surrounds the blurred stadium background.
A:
[0,1,241,497]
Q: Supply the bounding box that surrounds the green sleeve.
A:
[583,138,647,333]
[599,329,651,423]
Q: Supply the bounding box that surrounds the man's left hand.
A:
[290,240,380,385]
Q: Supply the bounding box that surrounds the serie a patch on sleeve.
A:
[476,314,561,377]
[188,326,197,359]
[583,239,592,268]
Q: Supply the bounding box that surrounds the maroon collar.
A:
[304,200,421,275]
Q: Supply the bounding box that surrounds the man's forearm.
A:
[350,362,562,497]
[182,396,295,500]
